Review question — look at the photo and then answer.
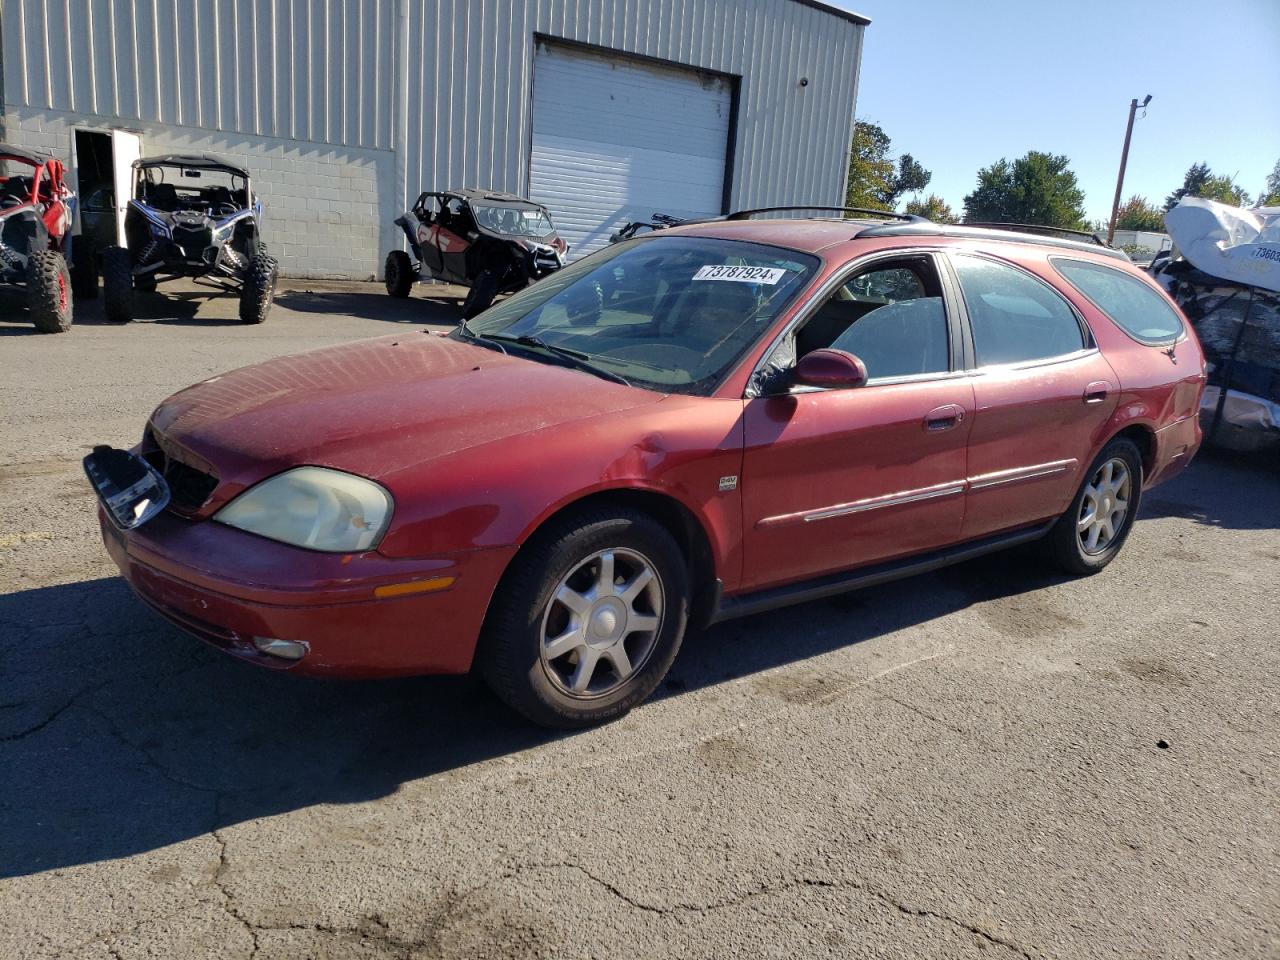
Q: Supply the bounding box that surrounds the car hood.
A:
[149,333,663,507]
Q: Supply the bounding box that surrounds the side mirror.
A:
[793,348,868,388]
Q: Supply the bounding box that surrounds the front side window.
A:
[1051,257,1184,345]
[787,257,950,382]
[458,236,818,396]
[952,255,1085,366]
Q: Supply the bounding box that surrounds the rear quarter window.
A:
[1051,258,1184,345]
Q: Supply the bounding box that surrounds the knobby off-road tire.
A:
[101,246,135,323]
[384,250,414,298]
[27,250,73,333]
[478,508,690,729]
[461,270,499,319]
[70,250,99,301]
[238,254,278,324]
[1044,437,1144,576]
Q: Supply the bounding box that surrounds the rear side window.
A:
[952,255,1085,366]
[1052,258,1184,344]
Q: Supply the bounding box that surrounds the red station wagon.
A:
[88,210,1206,727]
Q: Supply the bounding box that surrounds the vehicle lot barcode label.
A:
[693,265,789,284]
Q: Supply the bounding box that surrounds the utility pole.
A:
[1107,94,1152,246]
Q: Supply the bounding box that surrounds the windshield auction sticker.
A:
[693,265,788,284]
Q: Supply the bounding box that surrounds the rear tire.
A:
[1044,437,1143,576]
[27,250,73,333]
[238,254,278,324]
[461,270,499,319]
[101,246,135,323]
[477,508,689,729]
[384,250,414,297]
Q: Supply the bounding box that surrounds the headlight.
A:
[215,467,393,552]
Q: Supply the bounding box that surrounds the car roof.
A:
[444,187,547,208]
[665,216,1129,261]
[135,154,251,178]
[0,143,55,166]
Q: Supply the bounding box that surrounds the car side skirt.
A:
[708,520,1055,624]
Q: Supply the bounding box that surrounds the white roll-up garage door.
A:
[529,42,733,260]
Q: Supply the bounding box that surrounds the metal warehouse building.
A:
[0,0,866,279]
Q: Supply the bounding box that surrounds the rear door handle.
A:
[1084,381,1112,404]
[924,404,965,432]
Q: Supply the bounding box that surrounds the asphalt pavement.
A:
[1,281,1277,959]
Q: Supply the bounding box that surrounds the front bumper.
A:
[100,510,516,678]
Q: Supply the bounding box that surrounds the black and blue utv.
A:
[101,154,277,324]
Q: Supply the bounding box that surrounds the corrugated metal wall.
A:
[402,0,864,214]
[3,0,397,149]
[2,0,864,275]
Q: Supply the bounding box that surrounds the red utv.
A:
[384,189,568,318]
[0,144,79,332]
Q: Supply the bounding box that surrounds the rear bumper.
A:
[100,510,516,678]
[1148,413,1202,488]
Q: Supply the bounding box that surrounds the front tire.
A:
[384,250,414,297]
[478,508,689,728]
[1044,437,1143,575]
[27,250,73,333]
[238,254,278,324]
[461,270,499,319]
[101,246,134,323]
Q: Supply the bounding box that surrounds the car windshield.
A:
[137,165,248,214]
[456,235,818,395]
[471,203,556,239]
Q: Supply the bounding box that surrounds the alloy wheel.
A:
[1077,457,1131,554]
[539,548,664,699]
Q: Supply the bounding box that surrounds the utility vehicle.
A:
[101,154,276,324]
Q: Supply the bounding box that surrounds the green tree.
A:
[1112,195,1165,232]
[904,193,958,224]
[1164,162,1211,210]
[1198,174,1252,208]
[1261,159,1280,206]
[845,121,932,211]
[961,151,1088,229]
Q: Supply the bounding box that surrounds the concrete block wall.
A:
[4,107,398,280]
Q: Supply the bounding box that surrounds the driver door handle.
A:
[924,404,965,432]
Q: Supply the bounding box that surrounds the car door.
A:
[439,198,476,283]
[415,194,446,277]
[740,253,974,591]
[947,252,1119,540]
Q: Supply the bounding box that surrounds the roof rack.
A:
[854,221,1130,261]
[963,222,1109,245]
[726,205,922,222]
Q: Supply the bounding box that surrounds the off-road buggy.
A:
[0,144,78,332]
[385,189,567,318]
[101,154,277,324]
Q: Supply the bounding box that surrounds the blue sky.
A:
[829,0,1280,222]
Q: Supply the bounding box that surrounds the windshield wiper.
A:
[488,334,631,386]
[454,318,507,354]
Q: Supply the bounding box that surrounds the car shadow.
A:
[0,454,1269,878]
[274,287,464,326]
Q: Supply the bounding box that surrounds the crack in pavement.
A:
[520,862,1035,958]
[0,683,106,742]
[877,692,970,736]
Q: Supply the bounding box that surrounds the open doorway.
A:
[73,130,117,268]
[72,128,141,253]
